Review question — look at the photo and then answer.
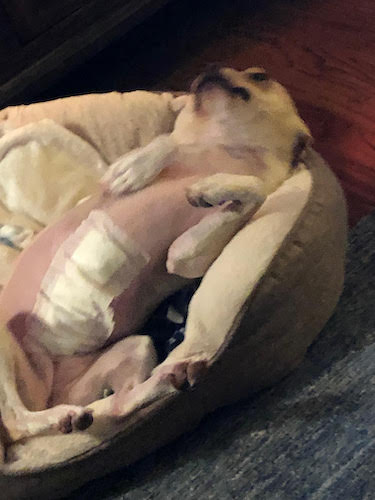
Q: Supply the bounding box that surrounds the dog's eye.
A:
[249,72,269,82]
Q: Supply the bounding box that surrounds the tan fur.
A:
[0,68,311,455]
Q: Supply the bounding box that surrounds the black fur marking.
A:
[249,72,269,82]
[292,133,310,168]
[193,69,251,109]
[231,86,251,101]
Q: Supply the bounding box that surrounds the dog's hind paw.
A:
[154,359,208,390]
[55,407,93,434]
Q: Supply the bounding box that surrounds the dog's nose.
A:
[231,86,251,101]
[191,68,228,94]
[191,68,251,102]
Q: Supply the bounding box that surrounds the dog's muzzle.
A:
[192,68,251,108]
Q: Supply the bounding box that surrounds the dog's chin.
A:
[192,90,218,112]
[191,76,224,112]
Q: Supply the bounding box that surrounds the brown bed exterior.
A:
[0,146,347,499]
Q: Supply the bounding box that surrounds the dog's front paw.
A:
[101,150,156,196]
[186,174,265,208]
[101,134,175,196]
[108,165,150,196]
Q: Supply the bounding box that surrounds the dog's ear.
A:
[291,132,313,168]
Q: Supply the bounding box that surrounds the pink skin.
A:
[0,148,253,418]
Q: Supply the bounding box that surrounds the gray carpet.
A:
[68,212,375,500]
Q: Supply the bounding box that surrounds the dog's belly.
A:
[0,175,209,354]
[0,152,252,355]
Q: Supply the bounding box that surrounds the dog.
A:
[0,67,311,454]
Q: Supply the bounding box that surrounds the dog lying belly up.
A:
[0,66,311,446]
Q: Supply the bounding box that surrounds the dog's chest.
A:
[167,146,257,178]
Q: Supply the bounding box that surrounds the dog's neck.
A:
[172,113,294,167]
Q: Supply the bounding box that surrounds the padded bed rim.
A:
[0,150,348,500]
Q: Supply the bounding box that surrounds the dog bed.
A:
[0,91,347,499]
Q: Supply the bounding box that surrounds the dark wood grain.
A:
[11,0,375,224]
[151,0,375,225]
[2,0,87,42]
[0,2,20,57]
[0,0,173,106]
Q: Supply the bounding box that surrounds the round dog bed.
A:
[0,91,347,499]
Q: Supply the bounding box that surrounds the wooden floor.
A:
[39,0,375,226]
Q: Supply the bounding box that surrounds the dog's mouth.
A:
[192,68,251,110]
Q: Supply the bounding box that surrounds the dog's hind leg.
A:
[53,335,166,422]
[0,324,93,442]
[51,335,158,408]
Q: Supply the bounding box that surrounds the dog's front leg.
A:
[167,174,266,278]
[166,207,254,278]
[102,134,177,195]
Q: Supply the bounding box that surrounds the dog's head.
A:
[172,66,312,167]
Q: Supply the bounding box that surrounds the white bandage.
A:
[32,210,150,356]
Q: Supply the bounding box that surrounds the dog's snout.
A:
[191,69,228,94]
[192,69,251,103]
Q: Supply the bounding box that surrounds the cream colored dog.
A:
[0,67,311,455]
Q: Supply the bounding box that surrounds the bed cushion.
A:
[0,92,347,499]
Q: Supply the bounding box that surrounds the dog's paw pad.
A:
[187,360,208,387]
[72,410,93,431]
[57,409,93,434]
[57,411,75,434]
